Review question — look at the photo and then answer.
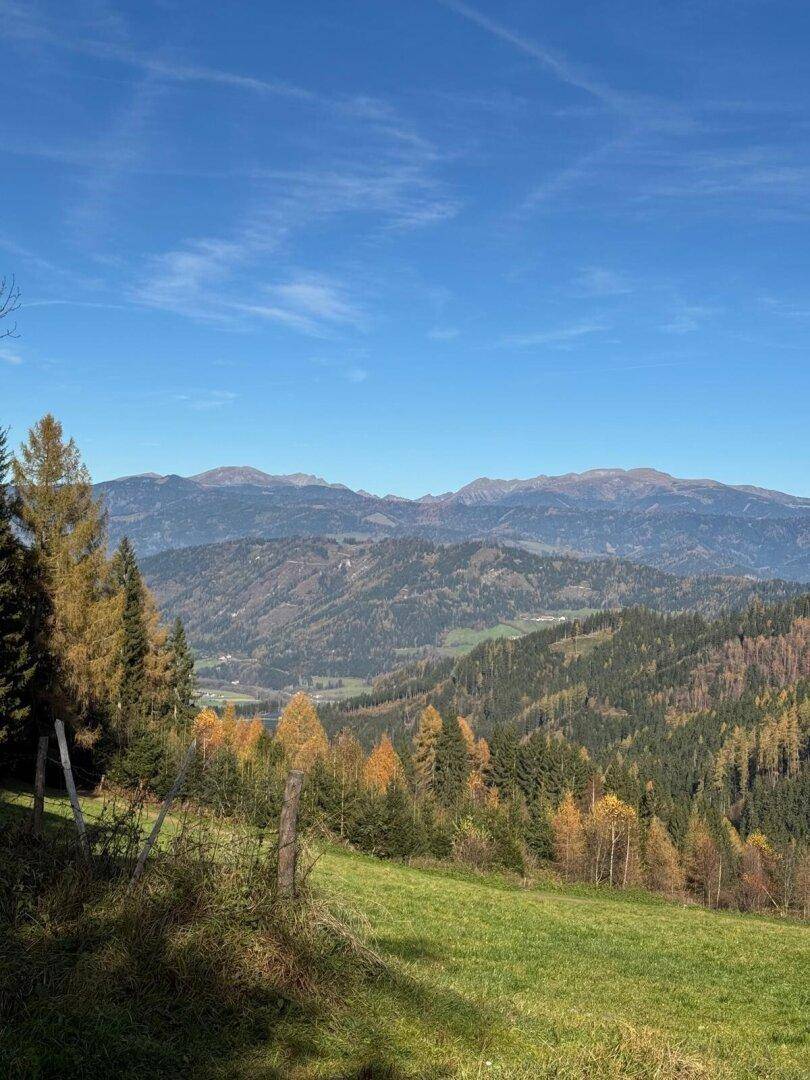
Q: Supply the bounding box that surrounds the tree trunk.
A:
[277,769,304,899]
[32,734,49,837]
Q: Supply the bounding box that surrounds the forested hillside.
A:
[142,536,804,686]
[327,596,810,843]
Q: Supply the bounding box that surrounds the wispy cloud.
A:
[0,346,24,365]
[344,365,368,383]
[435,0,631,113]
[134,159,456,325]
[575,267,634,298]
[69,70,168,240]
[659,303,717,335]
[310,355,371,384]
[499,323,604,348]
[174,389,238,411]
[428,326,460,341]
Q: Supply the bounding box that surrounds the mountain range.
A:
[141,536,804,688]
[99,466,810,580]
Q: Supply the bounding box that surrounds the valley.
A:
[141,535,804,689]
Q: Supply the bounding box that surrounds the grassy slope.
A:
[303,849,809,1079]
[3,787,808,1079]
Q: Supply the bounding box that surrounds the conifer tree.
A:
[684,811,723,906]
[110,537,148,742]
[0,427,35,744]
[363,733,403,792]
[486,723,520,795]
[13,414,119,727]
[167,617,196,725]
[434,714,470,808]
[524,799,555,861]
[551,791,585,881]
[275,691,328,770]
[644,816,684,895]
[413,704,442,794]
[380,780,417,858]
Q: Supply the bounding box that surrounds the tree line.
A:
[0,415,196,783]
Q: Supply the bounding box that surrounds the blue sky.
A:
[2,0,809,497]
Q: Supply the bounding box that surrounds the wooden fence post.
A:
[32,733,49,837]
[129,739,197,889]
[277,769,304,899]
[53,719,90,861]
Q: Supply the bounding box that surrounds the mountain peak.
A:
[189,466,336,489]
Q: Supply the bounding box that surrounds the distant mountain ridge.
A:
[97,466,810,580]
[418,467,810,514]
[189,466,345,490]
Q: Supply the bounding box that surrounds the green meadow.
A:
[2,787,807,1079]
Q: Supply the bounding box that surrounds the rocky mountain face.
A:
[98,467,810,580]
[141,536,804,687]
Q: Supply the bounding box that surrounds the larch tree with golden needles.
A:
[275,691,328,770]
[14,414,121,733]
[644,816,684,896]
[413,704,442,794]
[684,812,723,907]
[551,791,585,882]
[363,733,403,792]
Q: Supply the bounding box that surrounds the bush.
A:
[451,816,494,870]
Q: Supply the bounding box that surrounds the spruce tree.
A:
[110,537,148,742]
[433,714,470,808]
[167,617,196,725]
[486,723,520,796]
[0,427,35,744]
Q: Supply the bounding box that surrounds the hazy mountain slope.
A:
[142,537,804,687]
[98,468,810,580]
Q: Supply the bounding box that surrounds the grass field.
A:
[3,786,808,1078]
[549,626,615,662]
[303,676,373,702]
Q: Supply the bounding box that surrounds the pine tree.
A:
[434,714,470,808]
[110,537,148,743]
[644,816,684,895]
[166,618,195,725]
[0,427,36,744]
[413,704,442,794]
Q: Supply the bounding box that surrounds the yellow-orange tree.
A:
[275,691,328,770]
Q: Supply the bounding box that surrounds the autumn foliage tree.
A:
[644,816,684,896]
[551,791,585,881]
[363,733,403,792]
[413,704,442,794]
[586,794,638,887]
[275,692,328,770]
[14,414,121,734]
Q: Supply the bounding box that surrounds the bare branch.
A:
[0,275,21,339]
